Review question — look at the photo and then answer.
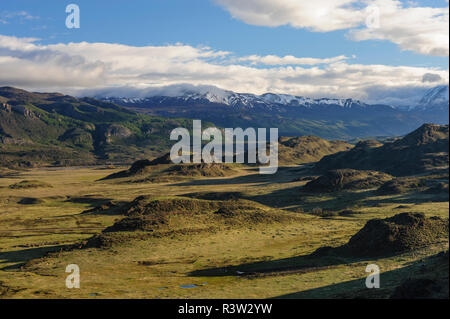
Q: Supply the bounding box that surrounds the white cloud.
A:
[238,54,350,65]
[0,35,448,106]
[0,10,39,24]
[214,0,365,31]
[214,0,449,56]
[350,0,449,56]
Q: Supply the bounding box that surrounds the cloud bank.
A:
[0,34,448,106]
[214,0,449,56]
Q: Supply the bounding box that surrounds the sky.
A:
[0,0,448,106]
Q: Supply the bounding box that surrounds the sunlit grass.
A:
[0,166,448,298]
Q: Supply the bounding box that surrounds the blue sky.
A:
[1,0,448,68]
[0,0,448,105]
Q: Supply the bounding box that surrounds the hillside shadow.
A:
[0,245,67,271]
[246,187,375,211]
[180,184,375,211]
[77,201,129,216]
[275,266,411,299]
[178,178,445,213]
[0,171,23,179]
[171,166,309,187]
[65,196,115,207]
[189,249,369,278]
[247,186,447,212]
[274,253,446,299]
[244,186,306,208]
[171,174,274,187]
[364,192,449,206]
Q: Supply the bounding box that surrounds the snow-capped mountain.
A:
[397,85,449,111]
[96,85,448,138]
[418,85,449,108]
[102,90,368,110]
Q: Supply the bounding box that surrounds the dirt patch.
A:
[9,180,52,189]
[303,169,392,192]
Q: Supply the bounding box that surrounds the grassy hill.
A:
[315,124,449,176]
[0,87,198,168]
[278,136,353,165]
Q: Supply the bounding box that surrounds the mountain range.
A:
[1,85,448,168]
[0,87,197,168]
[100,85,449,139]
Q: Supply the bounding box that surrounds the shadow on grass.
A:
[182,186,374,211]
[0,171,23,179]
[249,188,375,210]
[189,248,370,278]
[182,183,447,213]
[65,196,115,207]
[0,245,67,271]
[171,166,308,187]
[255,187,448,213]
[364,192,449,206]
[65,197,128,215]
[275,253,448,299]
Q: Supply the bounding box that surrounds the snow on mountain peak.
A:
[419,85,449,106]
[100,85,368,109]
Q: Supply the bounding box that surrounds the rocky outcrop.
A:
[303,169,393,192]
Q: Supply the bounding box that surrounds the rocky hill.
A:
[0,87,194,167]
[315,124,449,176]
[278,136,352,165]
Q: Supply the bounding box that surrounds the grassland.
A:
[0,164,448,299]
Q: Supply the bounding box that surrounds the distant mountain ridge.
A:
[101,85,448,111]
[103,91,369,110]
[100,85,449,139]
[2,86,448,168]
